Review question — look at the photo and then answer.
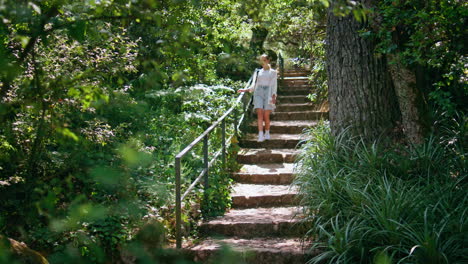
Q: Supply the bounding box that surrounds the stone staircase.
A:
[187,68,328,263]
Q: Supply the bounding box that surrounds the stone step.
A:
[247,120,317,134]
[237,148,300,164]
[280,80,311,85]
[239,133,304,149]
[283,69,309,72]
[281,68,310,73]
[281,79,310,86]
[232,184,299,208]
[275,103,315,112]
[279,88,310,95]
[277,95,309,104]
[272,111,329,121]
[200,206,306,238]
[281,71,310,77]
[280,74,310,79]
[283,76,309,80]
[186,237,313,264]
[232,163,295,185]
[281,83,310,88]
[280,84,312,89]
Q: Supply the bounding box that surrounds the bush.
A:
[216,50,256,81]
[294,120,467,264]
[0,81,245,262]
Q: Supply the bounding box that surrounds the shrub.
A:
[0,80,245,262]
[295,120,467,264]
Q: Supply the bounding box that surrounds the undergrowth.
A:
[294,119,467,264]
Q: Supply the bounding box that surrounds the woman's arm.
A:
[271,70,278,95]
[238,69,258,93]
[270,70,278,104]
[237,88,253,93]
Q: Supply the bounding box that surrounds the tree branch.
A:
[1,5,59,101]
[44,15,138,34]
[18,6,59,62]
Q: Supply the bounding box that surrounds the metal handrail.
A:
[174,72,255,248]
[279,52,285,90]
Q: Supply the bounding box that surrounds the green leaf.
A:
[68,21,87,42]
[374,251,392,264]
[28,2,41,14]
[18,36,30,48]
[320,0,330,8]
[56,127,79,141]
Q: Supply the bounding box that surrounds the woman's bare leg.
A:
[256,108,264,133]
[264,110,272,131]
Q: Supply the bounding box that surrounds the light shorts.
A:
[253,85,275,110]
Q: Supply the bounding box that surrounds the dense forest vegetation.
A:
[1,0,466,263]
[296,0,467,263]
[0,0,324,263]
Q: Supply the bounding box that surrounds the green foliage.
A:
[295,121,467,263]
[216,51,255,81]
[258,0,329,103]
[200,166,233,218]
[307,42,328,103]
[266,0,327,60]
[0,0,256,262]
[372,0,467,116]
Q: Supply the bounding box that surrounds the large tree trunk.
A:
[326,8,401,141]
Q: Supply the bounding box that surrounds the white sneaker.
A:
[257,132,265,142]
[264,131,271,140]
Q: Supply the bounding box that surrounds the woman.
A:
[238,54,277,142]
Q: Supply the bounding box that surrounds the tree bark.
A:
[326,9,401,141]
[250,26,268,53]
[387,54,426,144]
[0,235,49,264]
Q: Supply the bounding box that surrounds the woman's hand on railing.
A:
[237,89,248,93]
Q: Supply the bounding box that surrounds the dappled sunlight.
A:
[1,0,465,263]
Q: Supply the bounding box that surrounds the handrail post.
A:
[175,157,182,249]
[234,106,238,137]
[172,73,254,250]
[221,119,226,167]
[279,52,285,92]
[203,135,209,201]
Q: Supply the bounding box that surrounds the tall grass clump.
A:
[294,120,467,264]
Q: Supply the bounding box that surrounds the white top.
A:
[249,68,278,96]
